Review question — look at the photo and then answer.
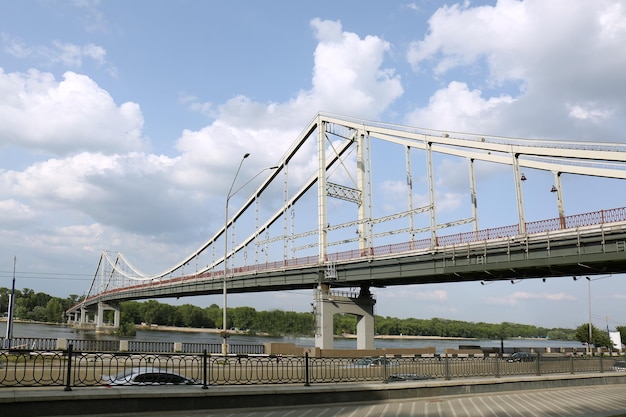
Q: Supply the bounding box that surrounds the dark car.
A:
[612,360,626,371]
[507,352,536,362]
[105,368,195,386]
[387,373,434,382]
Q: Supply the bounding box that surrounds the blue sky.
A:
[1,0,625,331]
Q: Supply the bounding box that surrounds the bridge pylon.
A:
[95,302,120,334]
[314,283,376,349]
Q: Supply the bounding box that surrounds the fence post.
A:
[494,356,500,378]
[202,349,209,389]
[304,352,310,386]
[570,355,575,374]
[599,353,604,373]
[444,355,451,380]
[383,356,388,384]
[64,344,73,391]
[535,352,541,376]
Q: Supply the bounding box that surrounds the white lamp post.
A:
[222,152,250,355]
[221,155,279,355]
[586,276,592,355]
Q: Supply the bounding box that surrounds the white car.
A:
[105,368,195,386]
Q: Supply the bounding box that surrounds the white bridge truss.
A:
[82,112,626,304]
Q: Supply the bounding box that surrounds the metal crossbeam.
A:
[326,182,361,204]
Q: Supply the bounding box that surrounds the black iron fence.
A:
[1,347,624,389]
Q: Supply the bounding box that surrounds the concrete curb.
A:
[2,373,626,416]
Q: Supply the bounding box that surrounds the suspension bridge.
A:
[66,113,626,350]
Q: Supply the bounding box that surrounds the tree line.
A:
[0,287,80,324]
[2,287,624,347]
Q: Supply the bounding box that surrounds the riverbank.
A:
[136,324,478,340]
[2,321,586,353]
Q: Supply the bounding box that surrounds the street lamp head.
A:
[243,153,250,159]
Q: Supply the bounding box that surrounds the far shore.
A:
[137,324,477,340]
[5,320,563,343]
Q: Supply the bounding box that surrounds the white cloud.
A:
[405,0,626,139]
[0,199,35,224]
[176,18,404,200]
[385,288,448,302]
[487,291,576,306]
[2,35,116,75]
[52,41,107,67]
[406,81,515,132]
[0,69,145,155]
[0,18,405,279]
[189,19,403,131]
[310,18,403,119]
[567,103,614,123]
[71,0,108,33]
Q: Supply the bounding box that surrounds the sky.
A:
[1,0,625,331]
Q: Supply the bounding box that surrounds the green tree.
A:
[614,326,626,348]
[29,305,48,321]
[376,316,401,335]
[117,321,136,337]
[574,323,612,348]
[141,300,167,325]
[45,298,65,323]
[179,304,206,328]
[547,328,574,341]
[334,314,356,335]
[120,301,144,324]
[0,287,10,314]
[231,306,257,331]
[205,304,221,329]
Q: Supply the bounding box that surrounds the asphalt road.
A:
[76,384,626,417]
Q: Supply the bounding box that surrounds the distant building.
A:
[609,331,623,351]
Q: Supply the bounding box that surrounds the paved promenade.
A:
[2,372,626,416]
[83,384,626,417]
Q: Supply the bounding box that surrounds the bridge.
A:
[66,113,626,350]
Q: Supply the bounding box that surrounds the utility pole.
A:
[5,256,16,347]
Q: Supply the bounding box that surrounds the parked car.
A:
[612,360,626,371]
[105,368,194,386]
[345,357,397,368]
[507,352,536,362]
[387,373,434,382]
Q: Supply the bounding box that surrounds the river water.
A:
[1,321,584,353]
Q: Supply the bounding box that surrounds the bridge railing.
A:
[0,337,57,350]
[1,337,264,355]
[75,206,626,305]
[1,347,624,388]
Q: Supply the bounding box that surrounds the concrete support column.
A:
[314,284,376,350]
[315,284,335,349]
[355,303,375,350]
[96,302,105,327]
[113,307,121,328]
[96,302,120,333]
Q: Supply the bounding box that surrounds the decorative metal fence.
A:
[1,337,264,355]
[1,347,624,389]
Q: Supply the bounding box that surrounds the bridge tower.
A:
[314,118,376,349]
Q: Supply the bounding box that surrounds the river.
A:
[1,321,584,353]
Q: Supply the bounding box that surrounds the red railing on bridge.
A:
[79,206,626,304]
